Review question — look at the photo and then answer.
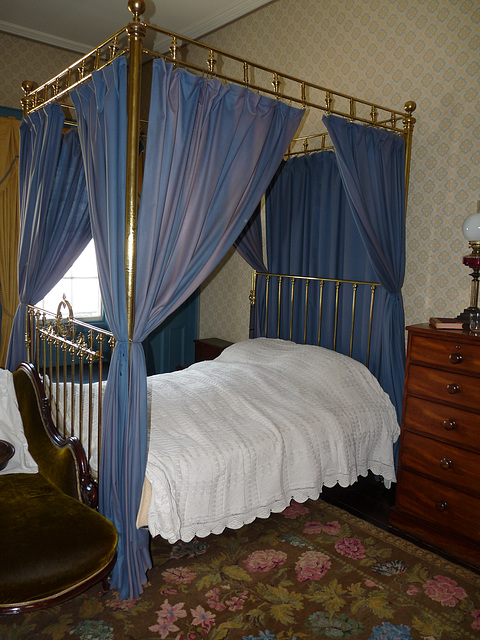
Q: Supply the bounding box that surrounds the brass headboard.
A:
[250,270,382,369]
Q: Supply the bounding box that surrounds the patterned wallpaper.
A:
[1,0,479,344]
[0,33,78,110]
[197,0,480,342]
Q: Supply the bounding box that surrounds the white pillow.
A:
[0,369,38,474]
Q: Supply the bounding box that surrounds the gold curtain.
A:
[0,117,20,368]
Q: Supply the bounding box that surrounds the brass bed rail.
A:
[20,19,414,135]
[20,4,416,188]
[26,298,115,477]
[250,271,381,368]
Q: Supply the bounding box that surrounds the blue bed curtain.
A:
[234,206,267,336]
[263,118,406,442]
[234,205,267,272]
[6,104,91,371]
[262,150,380,358]
[72,56,303,599]
[323,114,406,431]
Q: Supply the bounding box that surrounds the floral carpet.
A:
[2,498,480,640]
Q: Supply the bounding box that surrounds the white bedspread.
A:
[142,338,399,543]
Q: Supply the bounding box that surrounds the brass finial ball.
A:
[22,80,36,95]
[128,0,146,20]
[404,101,417,115]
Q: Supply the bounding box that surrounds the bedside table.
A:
[390,323,480,568]
[194,338,233,362]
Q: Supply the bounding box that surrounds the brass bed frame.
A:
[20,0,416,354]
[26,272,381,479]
[14,0,418,602]
[251,271,380,367]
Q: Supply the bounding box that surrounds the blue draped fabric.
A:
[234,205,267,272]
[6,104,91,370]
[263,151,382,360]
[266,152,373,278]
[71,58,151,601]
[234,205,267,337]
[72,56,303,599]
[323,115,406,436]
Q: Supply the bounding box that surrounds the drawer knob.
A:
[449,353,463,364]
[439,457,453,470]
[442,419,457,431]
[435,501,448,512]
[446,383,460,394]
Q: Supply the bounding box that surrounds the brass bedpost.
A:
[21,81,36,116]
[125,0,146,345]
[403,101,417,210]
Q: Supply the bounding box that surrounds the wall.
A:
[0,33,78,109]
[197,0,480,342]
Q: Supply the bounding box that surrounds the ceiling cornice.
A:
[0,20,90,53]
[0,0,274,54]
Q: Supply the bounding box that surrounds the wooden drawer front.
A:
[401,432,480,494]
[408,364,480,411]
[396,469,480,542]
[409,333,480,376]
[403,395,480,452]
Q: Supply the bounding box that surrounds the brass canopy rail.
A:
[21,9,416,145]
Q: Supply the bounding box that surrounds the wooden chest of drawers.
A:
[390,323,480,568]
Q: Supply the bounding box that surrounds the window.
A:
[38,240,102,320]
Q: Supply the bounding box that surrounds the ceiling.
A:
[0,0,273,53]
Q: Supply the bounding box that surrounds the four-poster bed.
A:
[6,0,416,601]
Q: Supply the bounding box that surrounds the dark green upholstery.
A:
[0,364,118,613]
[12,365,80,499]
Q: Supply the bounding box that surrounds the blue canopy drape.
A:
[234,205,267,272]
[323,114,406,433]
[266,151,373,279]
[263,150,382,360]
[234,205,267,337]
[263,120,406,446]
[6,103,91,370]
[72,56,303,599]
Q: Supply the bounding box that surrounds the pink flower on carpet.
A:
[243,549,287,572]
[295,550,331,582]
[282,500,309,518]
[407,585,420,596]
[149,618,180,638]
[205,588,227,611]
[149,601,187,638]
[334,537,366,559]
[303,520,342,535]
[471,610,480,630]
[162,566,197,585]
[225,595,246,611]
[423,575,468,607]
[321,520,342,535]
[161,587,179,596]
[190,605,216,631]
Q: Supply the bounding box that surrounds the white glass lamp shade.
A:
[462,201,480,242]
